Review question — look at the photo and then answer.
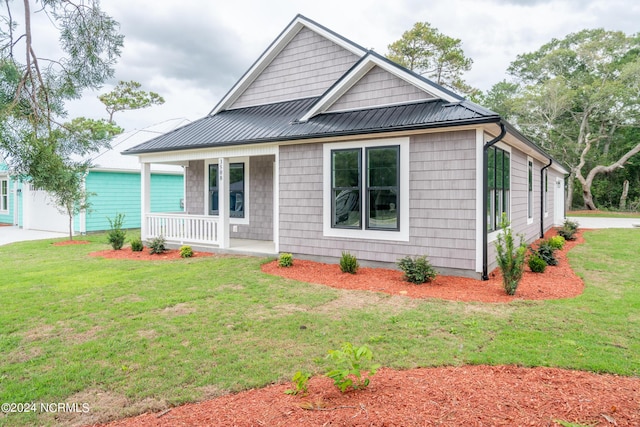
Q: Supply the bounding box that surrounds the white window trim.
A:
[527,156,534,225]
[204,157,250,225]
[323,137,410,242]
[487,142,512,244]
[0,177,8,213]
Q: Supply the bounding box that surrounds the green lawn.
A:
[0,230,638,426]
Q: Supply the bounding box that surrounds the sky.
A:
[33,0,640,131]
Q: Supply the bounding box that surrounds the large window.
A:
[487,146,510,232]
[209,163,245,218]
[331,145,400,231]
[1,179,7,212]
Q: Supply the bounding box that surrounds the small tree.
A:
[494,214,527,295]
[99,80,165,124]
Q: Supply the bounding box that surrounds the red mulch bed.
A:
[88,246,213,260]
[92,229,640,427]
[99,366,638,427]
[261,229,585,303]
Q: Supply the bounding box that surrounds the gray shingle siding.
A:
[185,160,204,215]
[232,155,274,241]
[328,66,433,112]
[231,27,360,109]
[278,130,479,275]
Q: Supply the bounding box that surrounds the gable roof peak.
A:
[298,50,465,122]
[209,14,367,116]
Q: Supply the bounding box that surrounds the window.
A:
[324,137,409,242]
[209,163,245,218]
[0,179,7,212]
[487,146,510,232]
[528,159,534,221]
[331,146,399,231]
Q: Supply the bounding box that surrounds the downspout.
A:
[482,122,507,280]
[540,159,553,238]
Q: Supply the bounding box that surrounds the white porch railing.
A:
[146,213,219,246]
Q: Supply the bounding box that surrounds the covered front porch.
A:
[144,212,276,255]
[138,145,279,256]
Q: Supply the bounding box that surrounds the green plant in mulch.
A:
[339,251,359,274]
[325,342,379,393]
[148,235,166,255]
[494,214,526,296]
[528,253,547,273]
[397,255,437,284]
[180,245,193,258]
[557,219,579,241]
[278,253,294,267]
[130,236,144,252]
[106,213,126,250]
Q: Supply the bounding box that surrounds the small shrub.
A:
[397,255,437,284]
[148,236,166,255]
[284,370,311,396]
[532,239,558,266]
[558,219,579,241]
[278,253,293,267]
[325,342,380,393]
[106,213,126,250]
[339,251,359,274]
[130,236,144,252]
[528,254,547,273]
[548,235,566,250]
[180,245,193,258]
[494,214,527,296]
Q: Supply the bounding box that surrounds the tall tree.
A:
[0,0,124,188]
[99,80,165,124]
[387,22,477,96]
[484,29,640,209]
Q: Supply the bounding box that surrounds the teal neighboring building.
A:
[1,119,188,233]
[0,163,17,225]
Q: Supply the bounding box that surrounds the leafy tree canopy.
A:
[99,80,165,124]
[484,28,640,209]
[387,21,477,97]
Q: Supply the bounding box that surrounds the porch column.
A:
[218,157,230,249]
[141,162,151,240]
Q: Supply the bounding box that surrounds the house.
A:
[0,119,187,234]
[123,14,568,279]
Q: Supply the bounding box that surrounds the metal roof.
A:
[123,98,500,155]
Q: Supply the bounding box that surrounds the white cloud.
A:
[56,0,640,130]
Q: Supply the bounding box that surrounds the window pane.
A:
[209,165,218,215]
[368,189,397,230]
[209,164,218,188]
[334,189,360,227]
[333,150,360,188]
[209,162,244,217]
[368,147,398,187]
[487,148,495,189]
[230,163,244,218]
[504,153,510,189]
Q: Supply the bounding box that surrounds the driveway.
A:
[566,216,640,229]
[0,226,67,246]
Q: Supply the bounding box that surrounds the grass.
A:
[568,210,640,218]
[0,230,639,425]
